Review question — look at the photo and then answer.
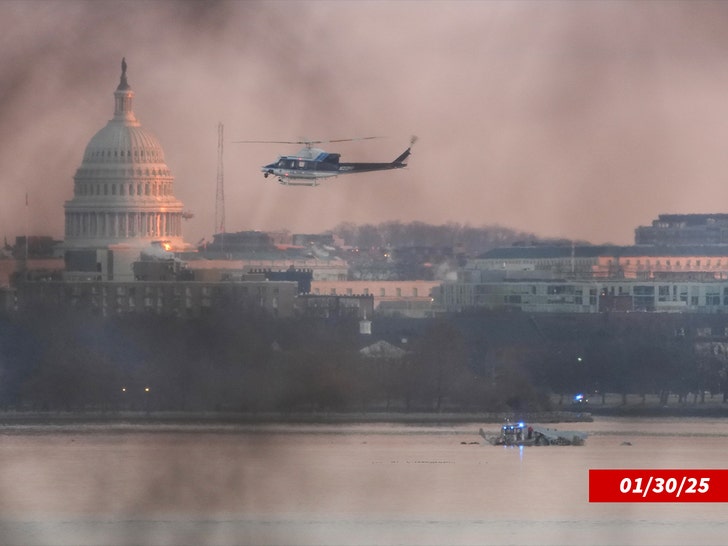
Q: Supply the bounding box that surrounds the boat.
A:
[479,421,587,446]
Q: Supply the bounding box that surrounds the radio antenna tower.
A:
[214,122,226,235]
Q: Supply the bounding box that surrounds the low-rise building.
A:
[438,277,728,314]
[184,256,347,282]
[441,241,728,313]
[635,213,728,245]
[472,244,728,281]
[310,280,440,317]
[15,279,298,318]
[296,293,374,320]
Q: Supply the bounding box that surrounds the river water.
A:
[0,417,726,546]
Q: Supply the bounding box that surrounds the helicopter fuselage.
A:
[262,145,411,186]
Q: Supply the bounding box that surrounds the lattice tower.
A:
[214,122,226,234]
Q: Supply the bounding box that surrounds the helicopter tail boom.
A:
[389,135,417,166]
[392,146,411,165]
[337,140,414,174]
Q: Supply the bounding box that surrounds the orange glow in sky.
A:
[3,1,728,246]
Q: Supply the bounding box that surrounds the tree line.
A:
[0,306,726,414]
[331,220,546,256]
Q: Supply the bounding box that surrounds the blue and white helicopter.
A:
[236,136,416,186]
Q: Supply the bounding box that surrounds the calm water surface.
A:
[0,418,726,545]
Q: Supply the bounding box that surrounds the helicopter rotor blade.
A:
[233,137,382,146]
[327,136,381,143]
[232,140,311,145]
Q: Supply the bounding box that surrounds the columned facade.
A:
[65,211,183,240]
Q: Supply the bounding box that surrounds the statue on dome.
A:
[118,57,129,90]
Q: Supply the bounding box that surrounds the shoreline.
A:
[1,404,726,427]
[0,410,591,426]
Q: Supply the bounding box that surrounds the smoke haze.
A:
[4,0,728,246]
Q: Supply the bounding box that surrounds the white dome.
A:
[82,122,166,165]
[64,59,187,252]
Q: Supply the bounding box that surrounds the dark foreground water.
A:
[0,418,726,545]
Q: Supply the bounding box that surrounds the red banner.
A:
[589,469,728,502]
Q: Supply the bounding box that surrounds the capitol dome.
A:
[83,124,166,164]
[64,59,186,251]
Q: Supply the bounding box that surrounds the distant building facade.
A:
[440,241,728,313]
[635,214,728,245]
[296,293,374,320]
[200,231,273,254]
[438,277,728,314]
[15,279,298,318]
[185,257,347,282]
[472,244,728,282]
[310,280,440,317]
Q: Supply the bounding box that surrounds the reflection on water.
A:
[0,418,727,546]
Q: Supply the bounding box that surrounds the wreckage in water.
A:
[479,422,587,446]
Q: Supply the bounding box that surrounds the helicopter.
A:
[235,136,416,186]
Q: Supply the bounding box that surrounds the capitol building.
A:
[63,59,190,281]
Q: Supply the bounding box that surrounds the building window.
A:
[706,292,720,306]
[633,285,655,310]
[658,285,670,302]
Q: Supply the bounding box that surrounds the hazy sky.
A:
[4,0,728,246]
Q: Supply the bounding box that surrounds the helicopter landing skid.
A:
[278,178,319,187]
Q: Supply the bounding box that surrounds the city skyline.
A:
[4,1,728,247]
